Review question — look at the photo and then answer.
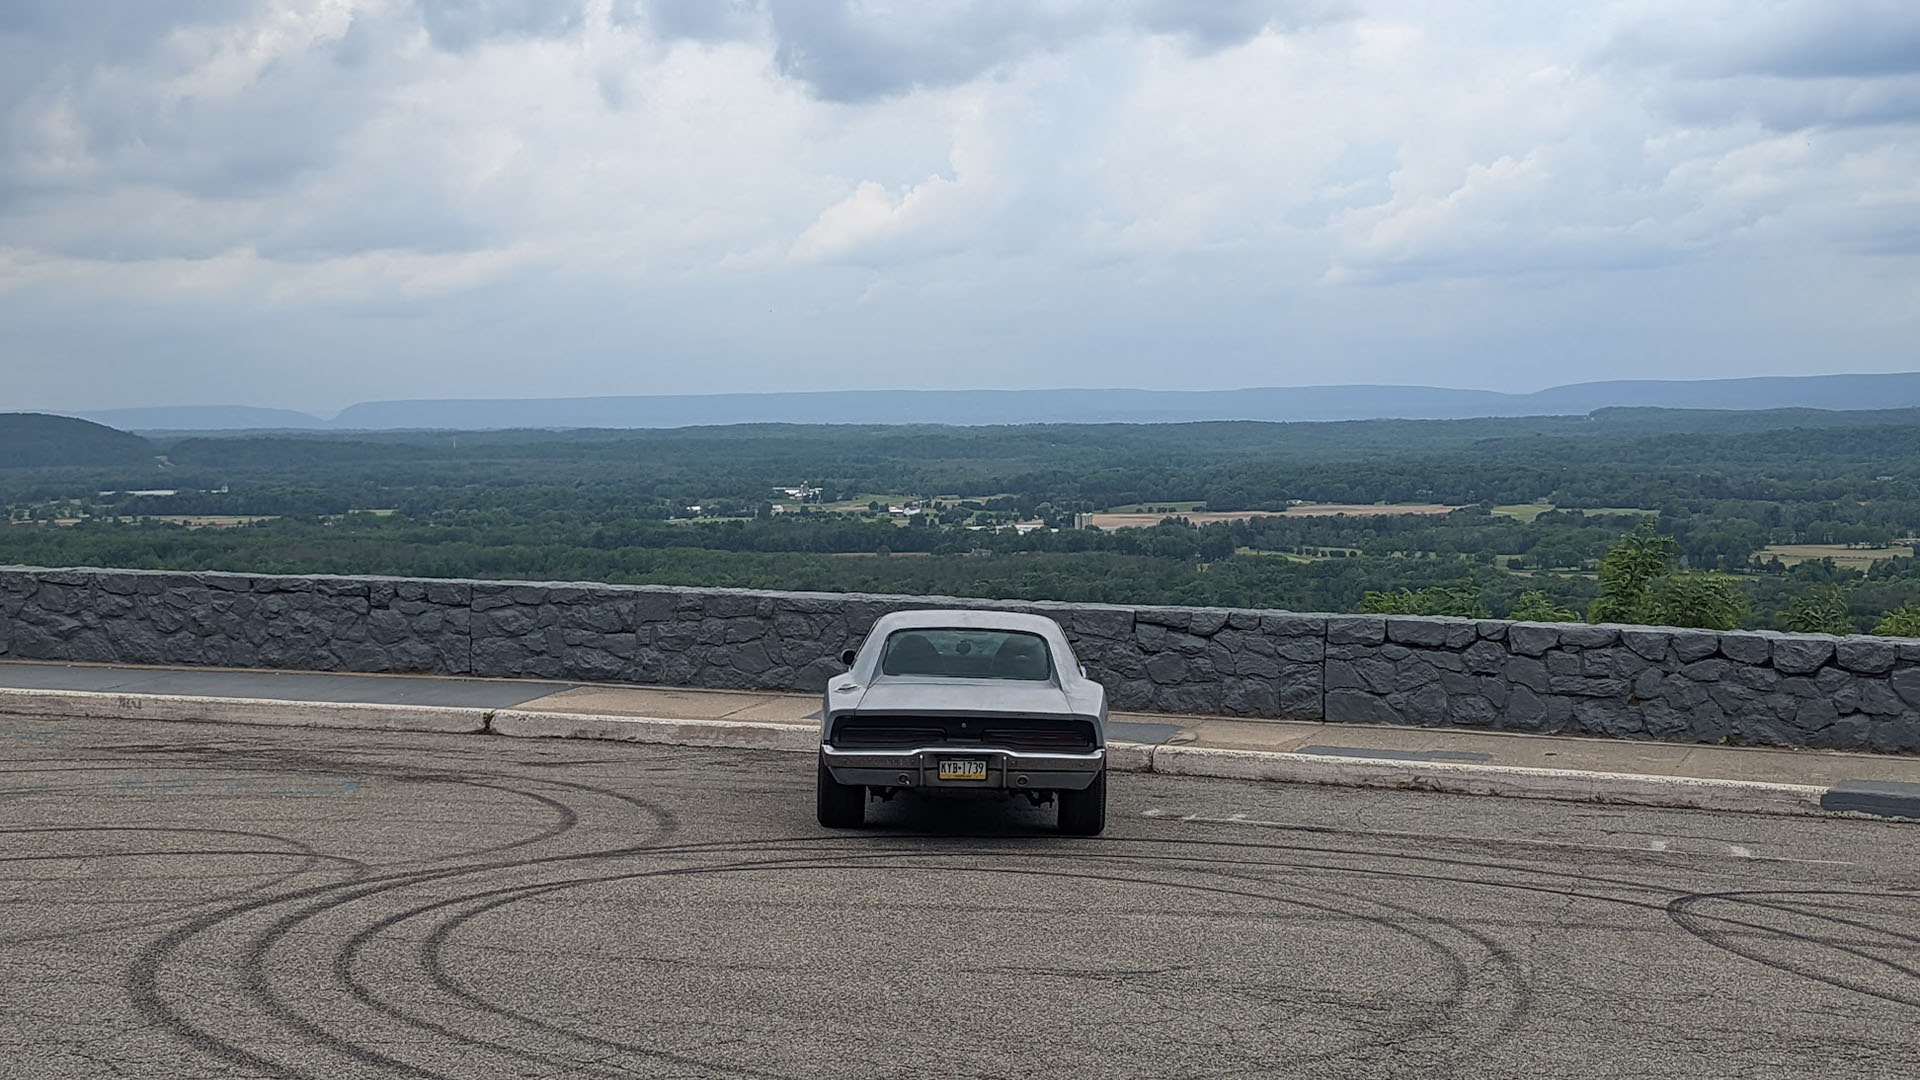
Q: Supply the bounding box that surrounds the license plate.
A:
[938,759,989,781]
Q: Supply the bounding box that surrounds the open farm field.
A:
[1237,546,1361,562]
[1761,542,1915,569]
[1286,503,1461,517]
[1103,501,1209,514]
[1088,511,1287,528]
[1492,502,1554,522]
[1493,503,1658,522]
[1090,504,1462,529]
[141,515,277,528]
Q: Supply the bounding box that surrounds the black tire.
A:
[1057,770,1107,836]
[816,758,865,828]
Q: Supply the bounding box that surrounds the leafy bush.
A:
[1780,585,1855,635]
[1587,518,1748,630]
[1637,573,1749,631]
[1874,604,1920,638]
[1358,582,1490,619]
[1509,590,1580,622]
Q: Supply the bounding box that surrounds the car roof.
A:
[867,609,1064,636]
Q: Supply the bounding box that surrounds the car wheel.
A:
[816,758,866,828]
[1057,770,1107,836]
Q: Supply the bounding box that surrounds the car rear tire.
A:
[816,758,866,828]
[1057,770,1107,836]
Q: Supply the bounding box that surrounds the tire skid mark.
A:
[1666,889,1920,1010]
[9,737,1914,1078]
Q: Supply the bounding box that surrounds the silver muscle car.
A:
[816,609,1109,835]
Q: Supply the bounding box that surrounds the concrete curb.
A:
[0,686,487,734]
[0,687,1901,820]
[1148,745,1832,817]
[490,709,818,751]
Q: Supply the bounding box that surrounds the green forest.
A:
[8,406,1920,633]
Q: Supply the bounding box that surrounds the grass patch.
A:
[1492,502,1554,522]
[1761,542,1915,570]
[1103,500,1209,513]
[1493,503,1658,522]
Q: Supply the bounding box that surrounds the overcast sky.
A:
[3,0,1917,414]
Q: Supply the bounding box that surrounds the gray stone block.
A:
[1506,623,1559,656]
[1772,635,1835,675]
[1669,631,1720,662]
[1556,624,1619,648]
[1715,632,1770,664]
[1505,656,1550,692]
[1070,608,1134,639]
[1582,647,1649,679]
[1462,640,1507,674]
[1448,693,1501,727]
[1835,638,1898,675]
[1144,653,1188,685]
[1326,616,1385,645]
[1260,613,1326,637]
[1549,675,1628,698]
[1325,689,1401,726]
[1381,618,1470,648]
[1276,664,1322,719]
[1327,658,1396,694]
[1892,666,1920,708]
[1505,685,1547,727]
[1136,606,1192,630]
[1188,610,1229,636]
[1681,658,1730,682]
[1621,629,1670,662]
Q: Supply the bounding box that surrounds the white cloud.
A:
[0,0,1916,412]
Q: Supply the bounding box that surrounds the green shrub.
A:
[1587,519,1748,630]
[1358,581,1490,619]
[1874,604,1920,638]
[1509,590,1579,622]
[1780,585,1855,635]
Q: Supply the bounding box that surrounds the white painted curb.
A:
[0,687,1850,818]
[0,686,486,734]
[490,709,818,751]
[1148,745,1831,817]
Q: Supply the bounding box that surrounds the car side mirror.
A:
[1079,664,1088,678]
[841,648,858,666]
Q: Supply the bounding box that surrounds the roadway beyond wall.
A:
[2,566,1917,753]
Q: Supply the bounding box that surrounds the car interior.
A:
[878,629,1054,681]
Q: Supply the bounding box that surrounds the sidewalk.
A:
[4,660,1918,818]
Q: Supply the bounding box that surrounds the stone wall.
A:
[3,566,1917,753]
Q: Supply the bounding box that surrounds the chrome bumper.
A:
[821,745,1106,792]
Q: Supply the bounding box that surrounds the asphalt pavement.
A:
[3,713,1918,1079]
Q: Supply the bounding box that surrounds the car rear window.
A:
[878,629,1053,681]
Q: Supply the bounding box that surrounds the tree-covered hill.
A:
[0,414,154,469]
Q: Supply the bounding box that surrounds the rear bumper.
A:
[821,745,1106,792]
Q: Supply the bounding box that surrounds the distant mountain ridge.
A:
[0,413,155,467]
[60,372,1920,432]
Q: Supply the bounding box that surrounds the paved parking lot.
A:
[4,715,1918,1078]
